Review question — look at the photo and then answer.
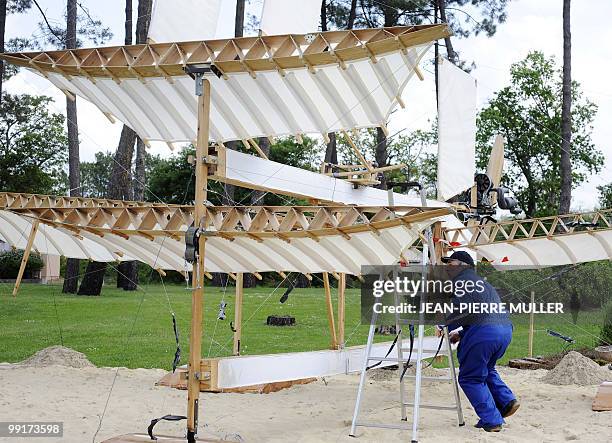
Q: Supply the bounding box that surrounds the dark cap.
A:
[441,250,475,267]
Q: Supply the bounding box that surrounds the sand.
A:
[542,351,609,386]
[0,359,611,443]
[18,345,95,368]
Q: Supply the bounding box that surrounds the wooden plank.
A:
[156,367,317,394]
[323,272,338,349]
[528,290,535,357]
[211,338,446,388]
[342,130,372,171]
[233,273,244,355]
[337,273,346,348]
[592,382,612,411]
[186,78,210,439]
[12,220,39,297]
[102,433,230,442]
[209,147,445,208]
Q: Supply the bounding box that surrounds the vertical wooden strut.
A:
[337,273,346,348]
[323,272,338,349]
[12,220,40,297]
[528,290,535,357]
[186,77,210,442]
[233,273,244,355]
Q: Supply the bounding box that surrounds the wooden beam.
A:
[322,272,338,350]
[528,290,535,358]
[186,77,210,440]
[325,163,405,178]
[247,138,269,160]
[0,25,451,79]
[341,130,373,172]
[432,222,443,263]
[337,273,346,349]
[233,273,244,356]
[12,220,39,297]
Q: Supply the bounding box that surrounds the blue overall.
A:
[446,268,516,427]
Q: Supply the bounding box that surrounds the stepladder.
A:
[349,267,465,442]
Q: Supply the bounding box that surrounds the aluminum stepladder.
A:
[349,183,464,442]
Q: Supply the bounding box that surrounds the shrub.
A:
[0,249,44,279]
[601,300,612,346]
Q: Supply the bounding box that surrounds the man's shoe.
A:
[475,423,502,432]
[501,399,520,418]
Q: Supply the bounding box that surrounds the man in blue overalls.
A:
[442,251,520,432]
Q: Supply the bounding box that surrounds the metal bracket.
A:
[194,72,204,96]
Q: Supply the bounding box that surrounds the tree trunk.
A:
[324,133,338,165]
[244,138,271,288]
[322,0,357,165]
[77,261,106,295]
[235,0,245,37]
[117,0,152,290]
[375,127,388,189]
[125,0,133,45]
[213,1,244,287]
[0,0,6,101]
[437,0,456,63]
[136,0,152,44]
[108,126,136,200]
[321,0,327,31]
[134,137,146,200]
[117,0,150,291]
[559,0,572,214]
[62,0,81,294]
[347,0,357,29]
[79,0,153,295]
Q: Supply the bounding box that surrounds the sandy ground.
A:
[0,363,610,443]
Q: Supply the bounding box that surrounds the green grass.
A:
[0,281,605,370]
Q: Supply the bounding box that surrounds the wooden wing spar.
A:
[0,192,451,275]
[0,25,449,146]
[441,209,612,268]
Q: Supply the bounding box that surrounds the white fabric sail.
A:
[436,58,477,201]
[260,0,322,35]
[148,0,223,43]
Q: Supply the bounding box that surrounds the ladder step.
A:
[403,402,458,411]
[401,347,446,352]
[403,375,452,381]
[366,356,410,363]
[353,421,411,431]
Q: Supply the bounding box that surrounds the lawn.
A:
[0,280,605,370]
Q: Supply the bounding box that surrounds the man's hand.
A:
[449,331,461,344]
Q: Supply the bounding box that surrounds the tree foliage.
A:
[334,126,438,195]
[324,0,510,63]
[476,51,603,217]
[0,93,67,194]
[597,183,612,209]
[3,1,112,82]
[80,151,113,198]
[0,249,43,279]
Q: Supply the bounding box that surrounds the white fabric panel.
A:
[219,148,447,207]
[0,211,118,262]
[260,0,321,35]
[0,211,435,274]
[437,58,477,201]
[217,337,447,388]
[33,44,430,144]
[149,0,222,43]
[474,231,612,269]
